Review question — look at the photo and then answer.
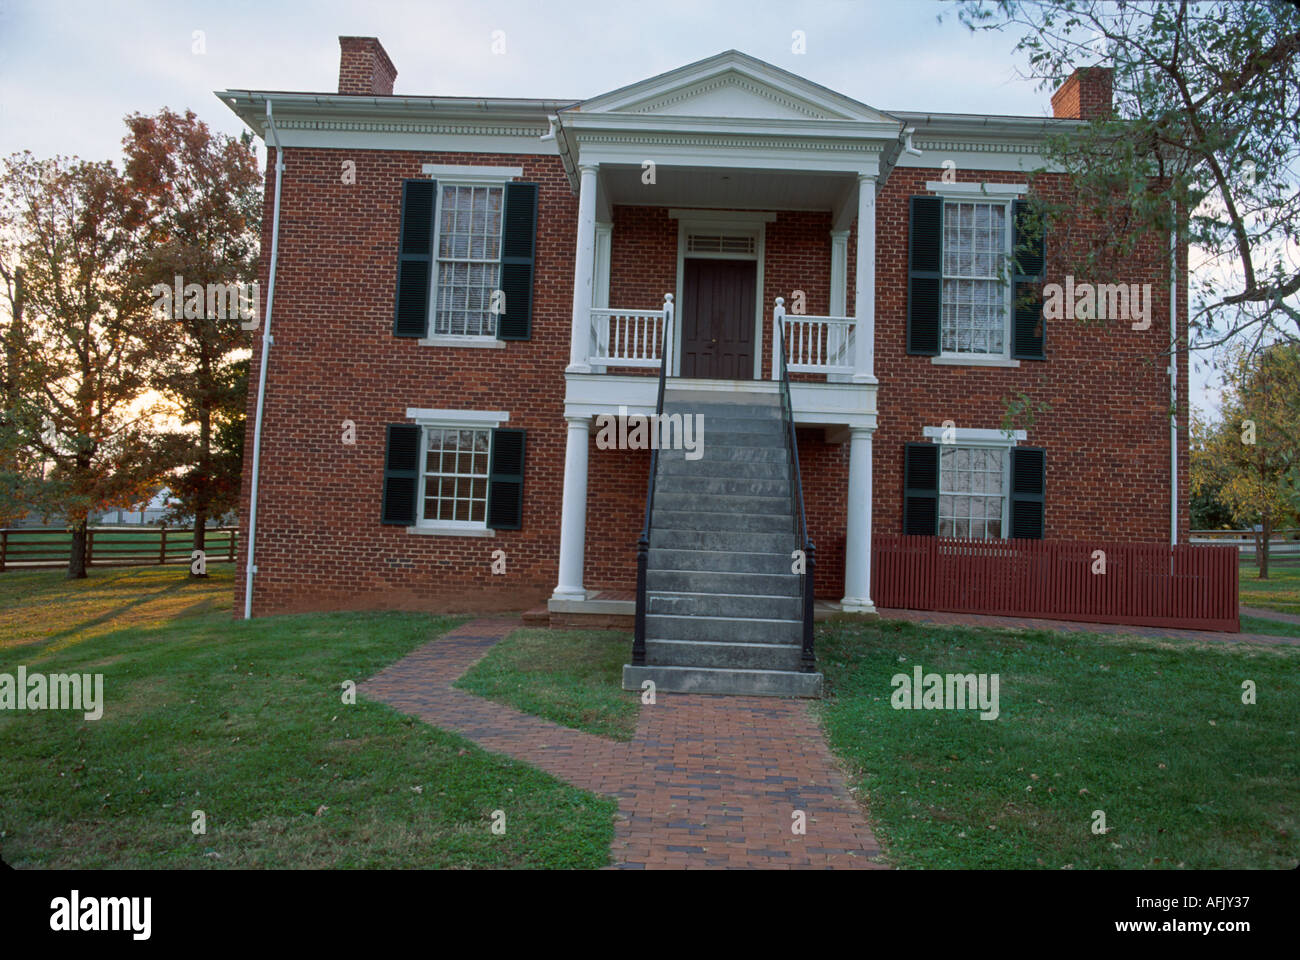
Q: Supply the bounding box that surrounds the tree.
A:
[1190,343,1300,578]
[0,152,169,577]
[955,1,1300,355]
[121,109,261,569]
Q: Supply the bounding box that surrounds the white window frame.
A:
[923,426,1026,540]
[926,182,1027,369]
[418,165,522,349]
[405,408,510,537]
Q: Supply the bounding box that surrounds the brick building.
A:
[221,38,1187,686]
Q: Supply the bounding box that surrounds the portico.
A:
[547,51,898,615]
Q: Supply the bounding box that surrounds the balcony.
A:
[564,295,877,436]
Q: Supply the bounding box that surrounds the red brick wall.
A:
[237,148,1187,616]
[873,166,1189,546]
[236,148,578,616]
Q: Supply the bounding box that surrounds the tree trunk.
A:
[1258,514,1272,580]
[67,519,88,579]
[191,505,208,578]
[191,353,212,578]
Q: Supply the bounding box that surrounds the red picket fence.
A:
[871,535,1239,632]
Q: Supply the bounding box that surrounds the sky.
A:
[0,0,1223,415]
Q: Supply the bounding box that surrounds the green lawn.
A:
[0,566,616,869]
[816,618,1299,869]
[455,628,640,740]
[1241,615,1300,639]
[1239,561,1300,616]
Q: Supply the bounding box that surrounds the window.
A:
[941,201,1010,356]
[420,427,491,527]
[433,184,504,337]
[937,445,1007,539]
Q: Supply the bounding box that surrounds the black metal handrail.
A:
[632,294,674,666]
[773,298,817,671]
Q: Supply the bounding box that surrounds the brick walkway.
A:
[876,607,1300,647]
[361,619,886,869]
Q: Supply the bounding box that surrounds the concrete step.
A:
[692,431,791,452]
[646,612,801,643]
[658,444,788,463]
[622,663,823,698]
[658,458,790,479]
[648,547,793,576]
[665,387,774,408]
[654,492,792,516]
[650,528,797,553]
[647,568,801,596]
[648,590,802,620]
[655,474,791,498]
[645,638,805,671]
[674,416,787,436]
[651,510,792,532]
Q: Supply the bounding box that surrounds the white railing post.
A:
[662,293,674,375]
[771,296,785,380]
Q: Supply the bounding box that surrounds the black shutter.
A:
[381,424,422,525]
[497,183,538,341]
[1009,446,1046,539]
[1012,199,1046,360]
[903,442,940,536]
[907,196,942,356]
[394,180,435,338]
[486,428,526,530]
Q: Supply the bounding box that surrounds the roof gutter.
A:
[243,99,285,620]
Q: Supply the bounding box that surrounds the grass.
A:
[0,566,616,869]
[815,617,1299,869]
[1239,561,1300,616]
[1241,615,1300,639]
[454,628,640,740]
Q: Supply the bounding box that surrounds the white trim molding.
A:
[925,181,1027,198]
[923,426,1026,444]
[406,408,510,428]
[930,355,1021,368]
[421,164,524,181]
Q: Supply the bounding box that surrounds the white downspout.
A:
[243,99,286,619]
[1169,204,1178,546]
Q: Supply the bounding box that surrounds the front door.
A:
[680,258,756,379]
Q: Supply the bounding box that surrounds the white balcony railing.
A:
[771,297,856,377]
[587,294,674,368]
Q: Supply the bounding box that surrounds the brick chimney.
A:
[1050,66,1113,120]
[338,36,397,96]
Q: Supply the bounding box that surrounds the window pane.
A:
[421,427,493,526]
[434,184,504,336]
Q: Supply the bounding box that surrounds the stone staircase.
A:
[622,387,823,697]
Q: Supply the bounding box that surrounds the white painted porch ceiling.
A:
[598,164,853,213]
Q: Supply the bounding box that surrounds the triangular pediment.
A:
[572,51,896,125]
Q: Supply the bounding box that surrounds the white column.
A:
[567,164,599,372]
[853,175,877,384]
[552,416,590,601]
[841,426,876,613]
[829,229,849,317]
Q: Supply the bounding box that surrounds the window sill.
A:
[931,355,1021,368]
[406,525,496,537]
[419,335,506,349]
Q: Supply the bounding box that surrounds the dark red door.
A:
[680,258,756,379]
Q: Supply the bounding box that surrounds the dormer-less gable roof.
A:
[569,49,898,124]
